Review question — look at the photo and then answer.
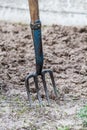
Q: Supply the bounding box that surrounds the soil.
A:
[0,22,87,130]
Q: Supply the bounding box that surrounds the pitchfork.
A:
[25,0,59,106]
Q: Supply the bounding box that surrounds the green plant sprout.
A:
[78,105,87,127]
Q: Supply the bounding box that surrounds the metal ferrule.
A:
[30,20,43,75]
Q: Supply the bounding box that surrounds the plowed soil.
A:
[0,22,87,130]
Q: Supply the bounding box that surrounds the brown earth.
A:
[0,22,87,130]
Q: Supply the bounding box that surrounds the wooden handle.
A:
[28,0,39,23]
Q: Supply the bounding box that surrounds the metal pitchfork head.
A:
[25,70,58,106]
[25,20,59,106]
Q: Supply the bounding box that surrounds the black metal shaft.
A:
[31,20,43,75]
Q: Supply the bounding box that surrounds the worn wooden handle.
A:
[28,0,39,23]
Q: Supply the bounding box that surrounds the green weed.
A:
[57,126,70,130]
[78,105,87,127]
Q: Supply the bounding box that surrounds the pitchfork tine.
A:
[42,70,58,97]
[49,70,59,97]
[41,73,50,105]
[25,75,32,106]
[34,75,42,106]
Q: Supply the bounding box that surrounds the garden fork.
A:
[25,0,59,106]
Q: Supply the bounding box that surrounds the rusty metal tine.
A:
[41,73,50,105]
[34,75,42,106]
[49,70,59,97]
[25,75,32,107]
